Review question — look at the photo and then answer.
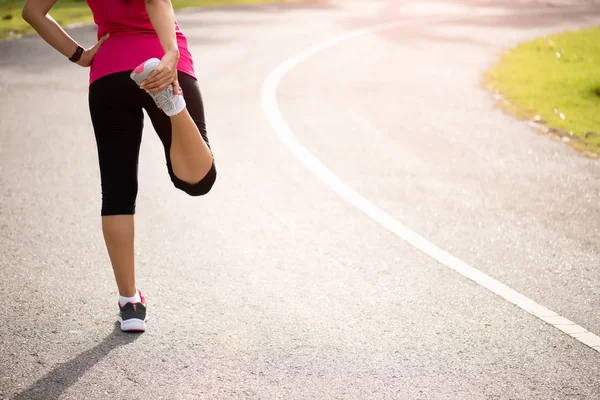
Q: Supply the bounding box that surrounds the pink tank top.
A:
[86,0,196,84]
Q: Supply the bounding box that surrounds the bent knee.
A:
[174,163,217,197]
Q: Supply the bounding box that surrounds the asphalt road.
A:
[1,0,600,398]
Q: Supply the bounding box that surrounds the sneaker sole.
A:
[118,317,147,332]
[130,58,161,86]
[130,58,179,115]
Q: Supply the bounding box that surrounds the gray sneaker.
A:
[130,58,184,116]
[118,289,147,332]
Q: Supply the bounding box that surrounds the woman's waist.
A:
[96,28,186,42]
[89,35,194,82]
[94,33,190,57]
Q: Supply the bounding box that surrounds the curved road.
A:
[1,0,600,398]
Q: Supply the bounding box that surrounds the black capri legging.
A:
[89,71,216,216]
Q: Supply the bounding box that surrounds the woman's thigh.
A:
[143,72,212,157]
[89,73,145,215]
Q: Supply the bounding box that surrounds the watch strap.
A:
[69,46,84,63]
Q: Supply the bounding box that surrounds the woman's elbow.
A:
[21,2,45,24]
[21,6,37,23]
[21,7,31,23]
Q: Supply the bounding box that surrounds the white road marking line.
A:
[261,20,600,353]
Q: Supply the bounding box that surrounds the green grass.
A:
[0,0,314,39]
[486,27,600,152]
[1,1,91,39]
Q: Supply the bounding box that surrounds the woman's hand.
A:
[140,48,180,94]
[77,33,110,68]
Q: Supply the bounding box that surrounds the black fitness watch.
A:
[69,45,84,63]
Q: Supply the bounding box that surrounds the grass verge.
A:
[0,0,315,40]
[485,27,600,156]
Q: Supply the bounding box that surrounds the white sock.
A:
[119,290,141,306]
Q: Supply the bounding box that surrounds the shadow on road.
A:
[12,323,140,400]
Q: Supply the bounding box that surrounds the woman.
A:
[22,0,217,332]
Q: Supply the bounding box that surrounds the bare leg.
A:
[169,108,214,184]
[102,215,136,297]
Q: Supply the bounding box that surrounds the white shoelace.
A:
[151,86,176,115]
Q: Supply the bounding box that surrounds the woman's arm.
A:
[141,0,181,93]
[22,0,108,67]
[145,0,179,56]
